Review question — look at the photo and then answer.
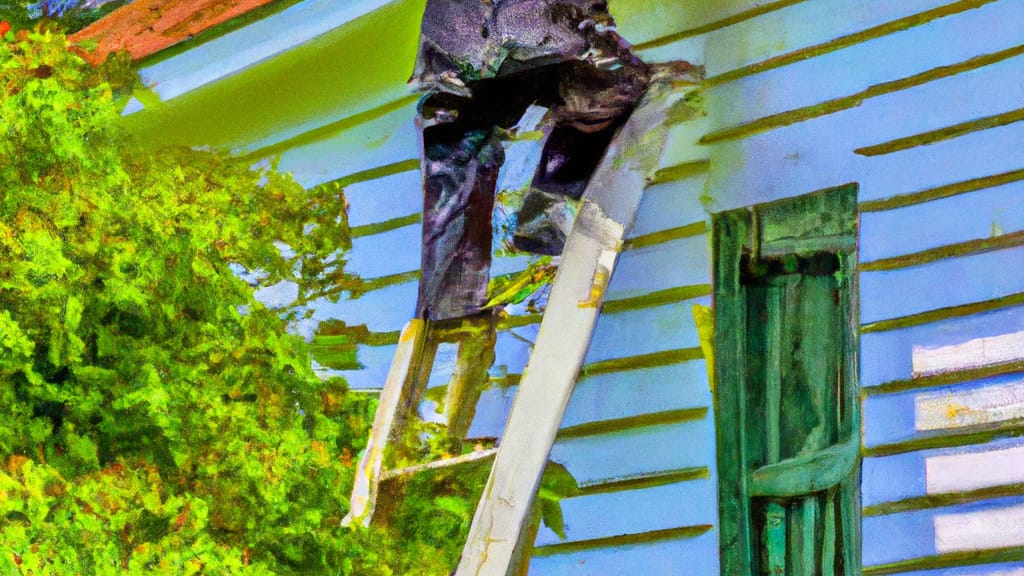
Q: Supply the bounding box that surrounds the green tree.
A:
[0,25,413,575]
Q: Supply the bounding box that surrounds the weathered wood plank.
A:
[527,528,719,576]
[627,174,709,240]
[344,168,422,229]
[863,495,1024,567]
[532,479,716,547]
[861,305,1024,388]
[860,180,1024,263]
[935,502,1024,554]
[859,244,1024,325]
[926,443,1024,495]
[912,329,1024,379]
[863,374,1024,449]
[864,434,1024,506]
[561,361,711,430]
[342,320,429,526]
[711,210,755,575]
[703,0,970,81]
[584,298,709,365]
[605,235,711,301]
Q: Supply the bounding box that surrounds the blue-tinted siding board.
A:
[533,479,717,547]
[466,386,516,439]
[860,180,1024,263]
[274,104,418,189]
[561,361,711,430]
[703,0,960,79]
[861,305,1024,388]
[862,495,1024,567]
[863,451,928,509]
[344,169,422,228]
[254,280,299,308]
[529,529,718,576]
[425,342,460,390]
[311,279,416,333]
[863,373,1024,449]
[491,254,532,277]
[863,437,1024,507]
[627,174,708,240]
[861,118,1024,208]
[706,0,1024,134]
[584,297,709,365]
[896,562,1024,576]
[491,324,539,376]
[606,235,710,301]
[549,419,716,487]
[635,34,704,66]
[706,79,1024,213]
[859,244,1024,325]
[326,343,396,390]
[346,223,421,279]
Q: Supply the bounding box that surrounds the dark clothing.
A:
[413,0,649,321]
[413,0,621,89]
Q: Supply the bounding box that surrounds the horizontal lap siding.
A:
[702,0,1024,572]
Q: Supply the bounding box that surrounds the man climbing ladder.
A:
[343,4,700,574]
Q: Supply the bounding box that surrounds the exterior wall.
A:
[123,0,1024,573]
[699,0,1024,573]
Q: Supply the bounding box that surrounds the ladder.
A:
[343,73,695,575]
[342,313,498,527]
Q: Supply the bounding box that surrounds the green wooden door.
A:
[713,186,860,575]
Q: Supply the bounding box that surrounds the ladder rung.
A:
[381,447,500,481]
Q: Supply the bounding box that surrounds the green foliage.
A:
[485,256,555,312]
[0,1,131,34]
[0,29,466,575]
[380,461,491,575]
[379,459,578,576]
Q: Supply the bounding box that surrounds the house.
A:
[86,0,1024,574]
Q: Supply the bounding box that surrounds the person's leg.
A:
[415,97,505,321]
[512,120,622,255]
[415,80,539,320]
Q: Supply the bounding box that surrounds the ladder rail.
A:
[342,319,430,527]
